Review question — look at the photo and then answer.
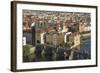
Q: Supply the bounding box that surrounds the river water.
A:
[72,37,91,60]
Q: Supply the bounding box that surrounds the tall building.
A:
[67,32,80,49]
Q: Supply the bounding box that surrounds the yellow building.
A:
[71,32,80,49]
[79,22,85,33]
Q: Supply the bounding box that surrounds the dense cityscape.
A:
[23,10,91,62]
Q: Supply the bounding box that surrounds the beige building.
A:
[71,32,80,49]
[79,22,85,33]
